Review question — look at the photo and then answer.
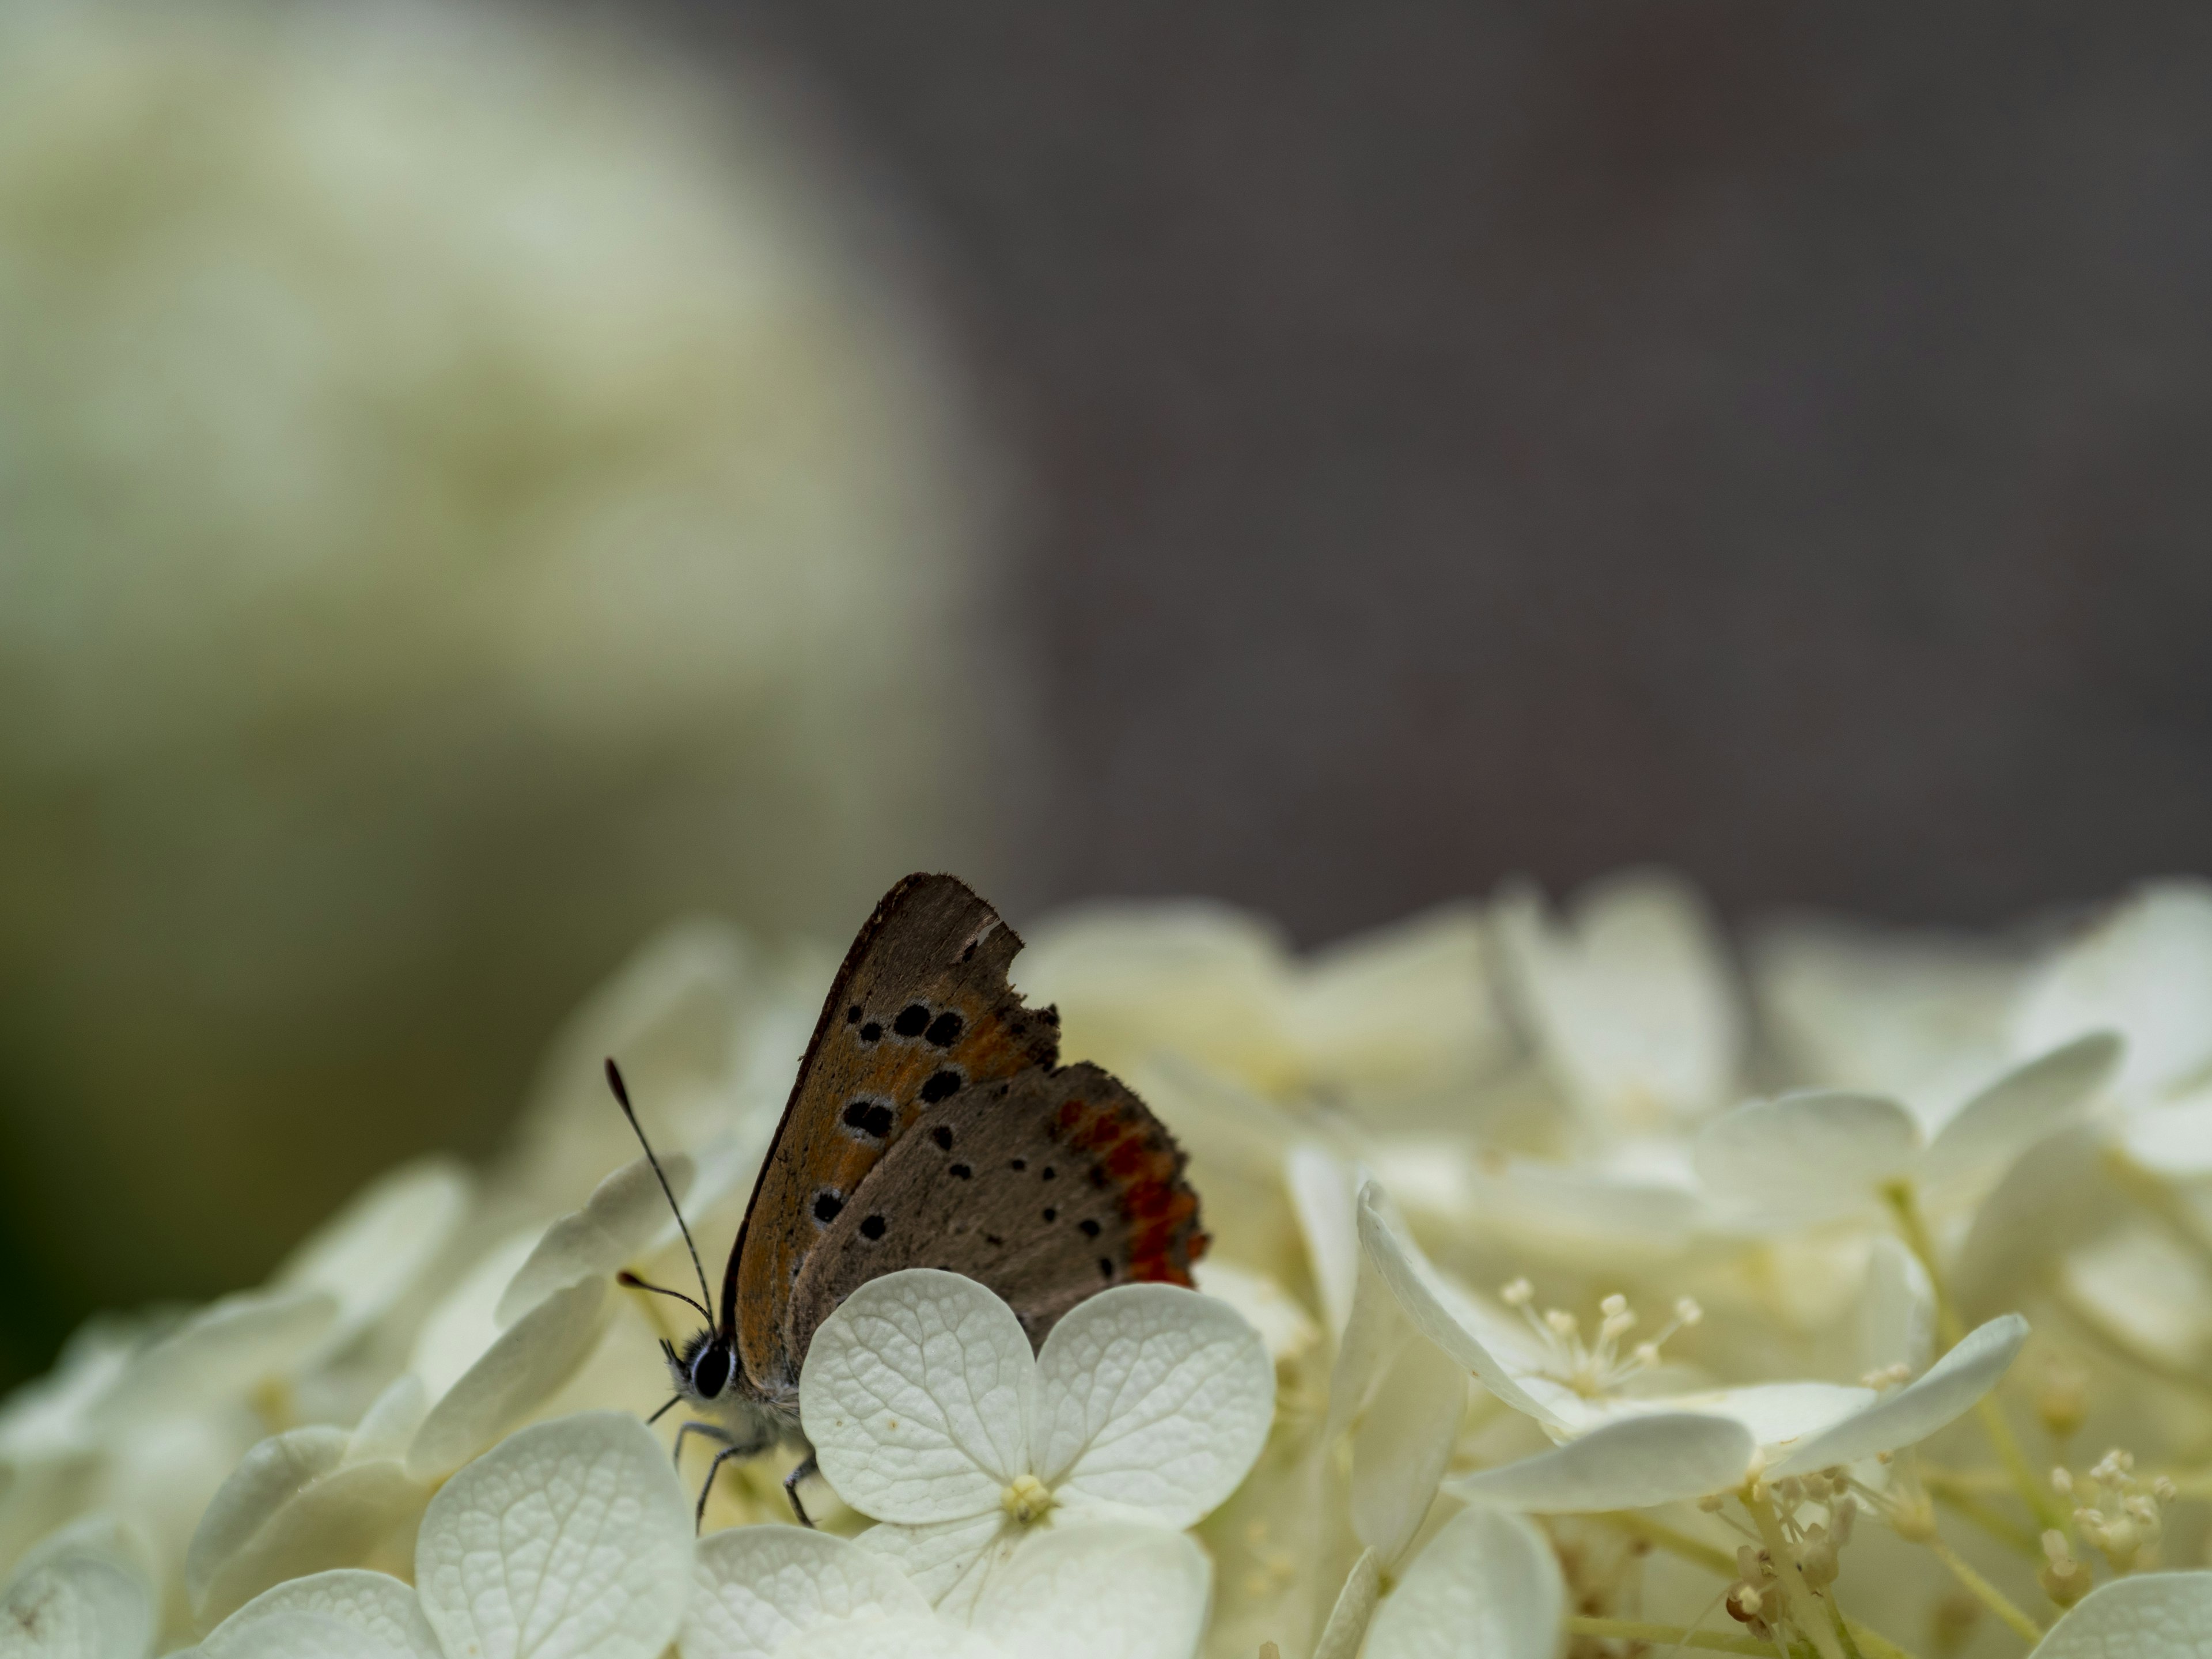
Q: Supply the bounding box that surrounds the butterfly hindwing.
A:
[785,1061,1206,1364]
[726,873,1061,1392]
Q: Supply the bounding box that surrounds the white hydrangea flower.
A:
[1693,1031,2121,1232]
[179,1412,691,1659]
[2013,880,2212,1104]
[798,1270,1273,1619]
[1359,1185,2027,1511]
[681,1522,1210,1659]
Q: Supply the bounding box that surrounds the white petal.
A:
[1362,1509,1565,1659]
[1355,1185,1567,1431]
[498,1155,694,1329]
[1320,1252,1410,1447]
[275,1157,474,1355]
[0,1519,156,1659]
[2012,880,2212,1101]
[1290,903,1513,1103]
[801,1270,1033,1527]
[411,1233,543,1400]
[201,1571,439,1659]
[1445,1414,1755,1512]
[1859,1236,1936,1377]
[1035,1285,1274,1529]
[1351,1336,1464,1569]
[1450,1155,1703,1263]
[1646,1382,1872,1451]
[187,1439,429,1630]
[97,1289,338,1423]
[1954,1126,2127,1319]
[346,1376,431,1467]
[415,1412,691,1659]
[779,1619,998,1659]
[1768,1315,2028,1475]
[971,1524,1210,1659]
[1310,1550,1381,1659]
[2119,1094,2212,1179]
[853,1516,1016,1621]
[406,1278,608,1481]
[1493,871,1743,1123]
[1188,1261,1318,1366]
[681,1528,931,1659]
[2025,1570,2212,1658]
[1921,1033,2121,1192]
[1693,1092,1920,1226]
[1285,1144,1361,1341]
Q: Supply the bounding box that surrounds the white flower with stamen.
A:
[1359,1184,2029,1512]
[798,1270,1274,1619]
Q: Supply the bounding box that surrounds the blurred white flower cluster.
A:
[0,0,1003,1306]
[11,871,2212,1659]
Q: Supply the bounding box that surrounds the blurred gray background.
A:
[6,0,2212,1381]
[710,0,2212,941]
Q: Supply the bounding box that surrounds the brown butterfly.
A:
[611,872,1208,1527]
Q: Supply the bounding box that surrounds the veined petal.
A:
[1356,1185,1569,1432]
[802,1271,1034,1527]
[1350,1336,1464,1570]
[1694,1092,1920,1227]
[497,1154,694,1328]
[1445,1414,1755,1512]
[1921,1033,2121,1193]
[2025,1570,2212,1657]
[0,1518,156,1659]
[1768,1315,2028,1475]
[1362,1509,1565,1659]
[200,1571,440,1659]
[970,1525,1211,1659]
[681,1528,930,1659]
[1035,1285,1274,1528]
[780,1620,998,1659]
[415,1412,691,1659]
[853,1515,1016,1621]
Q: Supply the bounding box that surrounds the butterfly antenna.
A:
[605,1057,716,1319]
[617,1270,710,1321]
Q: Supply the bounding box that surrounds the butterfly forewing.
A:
[785,1062,1206,1362]
[726,873,1061,1391]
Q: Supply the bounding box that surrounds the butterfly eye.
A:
[690,1339,732,1399]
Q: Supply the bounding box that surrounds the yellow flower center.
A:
[1001,1474,1055,1525]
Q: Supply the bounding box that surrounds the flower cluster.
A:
[10,872,2212,1658]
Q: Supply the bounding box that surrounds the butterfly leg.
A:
[782,1452,820,1529]
[694,1444,755,1533]
[672,1418,732,1471]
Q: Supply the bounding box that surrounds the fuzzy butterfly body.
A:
[622,872,1207,1525]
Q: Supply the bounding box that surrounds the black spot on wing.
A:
[1097,1257,1115,1279]
[1079,1218,1101,1238]
[921,1069,963,1104]
[925,1011,965,1047]
[813,1190,843,1225]
[859,1214,887,1241]
[858,1021,882,1043]
[949,1164,972,1180]
[894,1003,930,1037]
[931,1125,953,1150]
[842,1099,896,1139]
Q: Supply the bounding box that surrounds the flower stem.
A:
[1923,1532,2046,1645]
[1745,1487,1850,1659]
[1879,1179,2066,1533]
[1925,1479,2041,1557]
[1596,1509,1738,1577]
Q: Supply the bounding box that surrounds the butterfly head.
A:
[669,1327,736,1403]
